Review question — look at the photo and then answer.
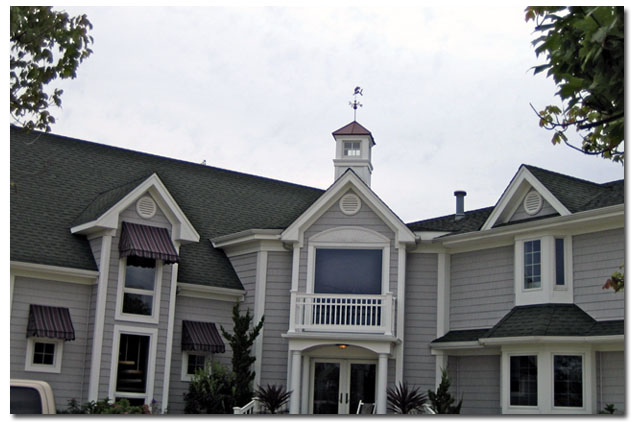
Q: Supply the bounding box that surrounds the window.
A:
[553,355,583,408]
[555,238,565,286]
[510,355,537,407]
[181,352,210,381]
[116,333,150,394]
[523,240,541,289]
[314,249,382,294]
[117,256,162,323]
[25,338,63,373]
[343,141,361,157]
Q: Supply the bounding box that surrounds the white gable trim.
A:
[70,173,199,243]
[281,170,416,247]
[482,167,571,231]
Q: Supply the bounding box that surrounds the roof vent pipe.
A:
[454,190,467,221]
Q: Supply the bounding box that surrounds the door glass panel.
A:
[313,362,340,414]
[349,363,376,414]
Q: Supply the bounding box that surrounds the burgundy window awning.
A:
[182,321,226,353]
[119,221,179,264]
[27,305,75,341]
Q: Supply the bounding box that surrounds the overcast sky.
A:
[29,4,628,223]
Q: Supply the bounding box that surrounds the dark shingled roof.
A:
[408,165,623,236]
[432,304,624,344]
[10,126,324,289]
[332,121,375,145]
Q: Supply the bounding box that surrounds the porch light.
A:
[336,344,349,349]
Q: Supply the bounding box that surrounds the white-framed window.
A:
[116,257,163,324]
[514,235,573,305]
[109,325,158,406]
[509,355,538,407]
[343,140,361,157]
[553,354,584,409]
[181,352,209,381]
[25,338,64,374]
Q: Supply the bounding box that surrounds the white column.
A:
[301,355,310,414]
[376,353,388,414]
[290,350,302,414]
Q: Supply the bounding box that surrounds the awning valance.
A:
[27,305,75,341]
[119,221,179,264]
[182,321,226,353]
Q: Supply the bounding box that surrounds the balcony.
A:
[290,292,396,336]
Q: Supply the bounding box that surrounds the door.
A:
[311,359,377,414]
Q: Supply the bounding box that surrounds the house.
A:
[9,121,624,415]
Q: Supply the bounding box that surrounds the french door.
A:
[311,359,376,414]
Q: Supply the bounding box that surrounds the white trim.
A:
[281,171,416,247]
[436,253,450,338]
[211,229,286,257]
[10,261,99,286]
[115,258,163,324]
[482,167,571,231]
[394,245,406,385]
[70,173,199,244]
[162,261,179,413]
[88,233,113,401]
[25,338,64,374]
[108,325,159,406]
[177,282,245,302]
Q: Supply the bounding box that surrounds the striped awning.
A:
[182,321,226,353]
[27,305,75,341]
[119,221,179,264]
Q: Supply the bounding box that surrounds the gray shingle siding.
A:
[450,245,515,330]
[11,276,94,410]
[573,228,625,320]
[167,296,235,413]
[448,355,501,415]
[596,351,625,414]
[403,253,438,388]
[260,251,293,387]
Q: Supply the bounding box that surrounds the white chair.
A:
[356,400,376,414]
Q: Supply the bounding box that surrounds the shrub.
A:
[61,397,153,414]
[427,369,462,414]
[183,360,235,414]
[255,384,292,414]
[387,382,429,414]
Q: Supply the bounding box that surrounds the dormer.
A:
[332,121,375,186]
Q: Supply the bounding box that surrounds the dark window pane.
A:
[313,362,340,414]
[187,354,206,375]
[510,355,537,406]
[123,293,153,315]
[315,249,382,294]
[555,238,565,285]
[125,258,156,290]
[524,240,541,289]
[117,334,150,393]
[554,355,583,407]
[349,363,376,413]
[33,342,55,365]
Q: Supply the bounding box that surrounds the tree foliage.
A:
[526,6,624,163]
[183,360,235,414]
[427,369,462,414]
[10,6,93,132]
[220,303,264,408]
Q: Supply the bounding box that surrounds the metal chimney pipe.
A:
[454,190,467,221]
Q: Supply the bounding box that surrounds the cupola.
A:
[332,121,375,186]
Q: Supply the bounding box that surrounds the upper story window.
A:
[515,235,573,305]
[122,257,157,316]
[314,249,382,294]
[343,141,361,157]
[523,240,541,289]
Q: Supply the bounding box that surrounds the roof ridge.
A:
[406,206,494,226]
[523,164,605,187]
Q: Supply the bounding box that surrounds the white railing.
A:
[291,292,395,335]
[233,398,260,414]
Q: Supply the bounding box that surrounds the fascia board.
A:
[478,335,624,346]
[443,204,623,251]
[70,174,199,243]
[481,167,571,231]
[281,171,416,246]
[211,229,282,248]
[11,261,99,285]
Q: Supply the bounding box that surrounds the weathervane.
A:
[349,86,363,121]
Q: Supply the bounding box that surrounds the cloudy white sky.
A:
[20,3,629,223]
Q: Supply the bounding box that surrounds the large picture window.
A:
[116,333,150,394]
[314,249,382,294]
[553,355,583,408]
[510,355,537,407]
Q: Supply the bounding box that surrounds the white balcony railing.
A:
[291,292,396,335]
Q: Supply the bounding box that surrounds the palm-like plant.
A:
[255,384,292,414]
[386,382,429,414]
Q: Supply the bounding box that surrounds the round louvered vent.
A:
[523,191,543,215]
[340,193,361,215]
[136,196,157,219]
